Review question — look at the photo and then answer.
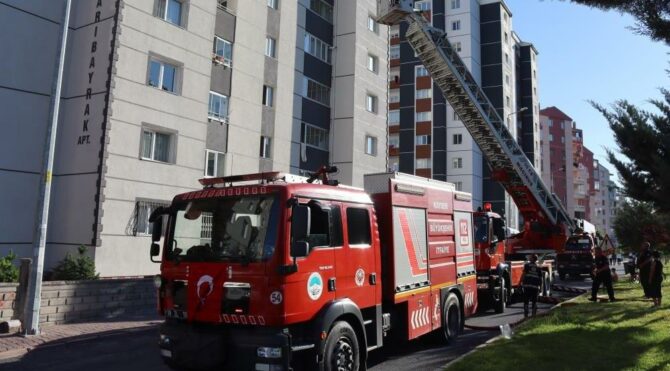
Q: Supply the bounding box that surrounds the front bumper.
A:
[159,320,291,370]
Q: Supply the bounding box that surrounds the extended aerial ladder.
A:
[377,1,576,253]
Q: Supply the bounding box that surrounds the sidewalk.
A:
[0,316,162,360]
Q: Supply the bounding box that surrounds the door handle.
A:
[369,273,377,285]
[328,278,336,291]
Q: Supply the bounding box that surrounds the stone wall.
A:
[0,278,156,326]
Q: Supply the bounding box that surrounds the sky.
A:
[505,0,669,178]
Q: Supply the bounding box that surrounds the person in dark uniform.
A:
[590,247,616,302]
[520,254,542,317]
[637,242,653,298]
[648,251,664,307]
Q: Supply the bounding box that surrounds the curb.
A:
[449,291,587,369]
[0,323,160,361]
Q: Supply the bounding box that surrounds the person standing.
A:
[521,254,542,317]
[648,251,664,307]
[637,242,653,298]
[590,247,616,302]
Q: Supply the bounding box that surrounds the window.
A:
[389,91,400,103]
[453,110,459,121]
[415,135,430,145]
[506,95,510,108]
[388,135,399,148]
[141,129,172,163]
[366,94,378,113]
[310,0,333,23]
[304,33,332,64]
[414,1,431,11]
[263,85,274,107]
[455,181,463,191]
[367,15,378,33]
[213,37,233,67]
[453,157,463,169]
[389,110,400,124]
[504,52,509,64]
[298,203,342,249]
[135,200,169,235]
[148,58,178,92]
[415,88,432,99]
[454,41,462,52]
[451,0,460,9]
[453,133,462,144]
[365,136,377,156]
[155,0,183,26]
[367,54,378,73]
[390,161,399,172]
[416,158,429,168]
[267,0,278,9]
[415,111,431,122]
[260,136,272,158]
[548,119,553,127]
[504,32,509,44]
[505,74,510,85]
[452,20,461,31]
[304,78,330,106]
[549,134,553,142]
[390,45,400,59]
[301,123,329,150]
[347,208,371,245]
[208,91,229,121]
[205,150,225,177]
[265,36,276,58]
[560,121,565,129]
[416,66,428,77]
[561,136,565,143]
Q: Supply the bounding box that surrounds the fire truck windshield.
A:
[168,195,280,263]
[474,215,489,243]
[565,237,593,251]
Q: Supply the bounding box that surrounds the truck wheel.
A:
[442,293,461,343]
[494,277,506,314]
[323,321,360,371]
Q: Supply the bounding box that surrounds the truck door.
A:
[334,204,377,309]
[285,200,337,317]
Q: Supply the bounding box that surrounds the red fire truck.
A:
[149,169,477,370]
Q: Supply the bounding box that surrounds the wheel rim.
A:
[333,337,355,371]
[448,305,459,335]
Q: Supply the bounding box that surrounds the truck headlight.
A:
[257,347,282,359]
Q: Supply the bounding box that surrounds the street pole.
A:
[24,0,71,335]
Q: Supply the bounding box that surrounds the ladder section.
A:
[402,14,573,229]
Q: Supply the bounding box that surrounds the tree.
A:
[565,0,670,45]
[613,199,670,253]
[591,89,670,213]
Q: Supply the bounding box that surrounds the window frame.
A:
[388,110,400,124]
[213,36,233,67]
[301,123,329,150]
[452,20,461,31]
[366,94,378,113]
[453,157,463,169]
[155,0,184,27]
[265,36,277,58]
[451,0,460,10]
[309,0,333,23]
[367,54,378,73]
[346,207,372,247]
[415,135,430,145]
[260,136,272,158]
[415,88,432,99]
[204,149,225,177]
[267,0,278,10]
[390,45,400,59]
[304,32,332,64]
[365,135,378,156]
[135,199,170,236]
[416,158,429,169]
[208,91,229,122]
[263,85,275,107]
[453,133,463,145]
[367,15,379,33]
[140,128,173,163]
[416,66,429,77]
[303,77,331,106]
[147,57,179,93]
[415,111,432,122]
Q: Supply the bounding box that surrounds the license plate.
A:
[160,349,172,358]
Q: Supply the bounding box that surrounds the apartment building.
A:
[387,0,540,228]
[539,106,575,217]
[572,126,594,219]
[591,160,617,237]
[0,0,387,276]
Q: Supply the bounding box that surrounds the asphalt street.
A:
[0,270,608,371]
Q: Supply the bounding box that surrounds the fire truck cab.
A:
[149,170,477,370]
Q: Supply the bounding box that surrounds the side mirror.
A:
[291,241,310,258]
[151,217,163,242]
[291,205,311,243]
[150,243,160,263]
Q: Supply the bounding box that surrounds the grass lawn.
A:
[447,267,670,371]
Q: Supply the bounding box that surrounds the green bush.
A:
[0,251,19,282]
[51,245,99,281]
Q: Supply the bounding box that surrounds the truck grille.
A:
[221,282,251,314]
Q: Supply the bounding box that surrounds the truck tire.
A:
[322,321,360,371]
[442,293,461,343]
[494,277,506,314]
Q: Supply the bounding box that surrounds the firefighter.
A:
[590,247,616,302]
[637,242,653,298]
[520,254,541,317]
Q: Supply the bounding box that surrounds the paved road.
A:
[0,270,608,371]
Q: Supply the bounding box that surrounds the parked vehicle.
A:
[150,169,478,370]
